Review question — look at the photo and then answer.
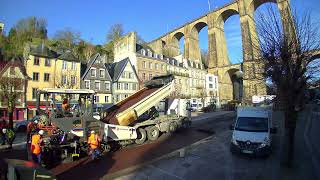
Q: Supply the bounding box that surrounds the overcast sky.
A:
[1,0,319,63]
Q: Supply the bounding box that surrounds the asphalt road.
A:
[0,111,236,180]
[115,112,281,180]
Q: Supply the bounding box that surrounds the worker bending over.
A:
[31,130,44,164]
[2,128,15,148]
[87,131,101,160]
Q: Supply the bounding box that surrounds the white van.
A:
[230,107,276,156]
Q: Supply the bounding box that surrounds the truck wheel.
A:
[147,126,160,141]
[168,122,177,133]
[135,128,147,144]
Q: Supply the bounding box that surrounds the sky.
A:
[1,0,320,64]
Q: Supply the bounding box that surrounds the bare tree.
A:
[106,24,124,43]
[255,8,320,166]
[0,77,23,129]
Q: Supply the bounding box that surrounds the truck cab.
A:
[230,107,276,156]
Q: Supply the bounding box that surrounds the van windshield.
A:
[235,117,268,132]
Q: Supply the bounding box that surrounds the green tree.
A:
[0,17,48,59]
[0,76,23,129]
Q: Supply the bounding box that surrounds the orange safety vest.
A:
[88,134,100,150]
[31,134,42,155]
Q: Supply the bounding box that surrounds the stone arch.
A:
[171,31,184,43]
[247,0,277,14]
[216,8,240,29]
[310,51,320,61]
[191,21,208,34]
[221,68,243,102]
[161,40,166,48]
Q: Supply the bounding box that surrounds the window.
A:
[33,72,39,81]
[149,74,152,80]
[105,82,110,91]
[124,94,128,98]
[143,61,146,69]
[95,95,100,103]
[71,76,76,84]
[10,67,15,75]
[105,96,109,103]
[100,69,105,78]
[95,82,100,90]
[129,73,133,79]
[149,62,152,69]
[209,77,213,82]
[122,72,126,78]
[155,63,158,70]
[117,83,121,90]
[85,81,90,89]
[209,84,213,88]
[62,75,67,84]
[91,69,96,77]
[148,50,152,57]
[133,83,137,90]
[32,88,38,99]
[45,58,50,66]
[141,49,146,56]
[142,73,146,80]
[34,57,40,65]
[44,73,50,82]
[72,62,76,70]
[125,83,129,90]
[62,61,67,69]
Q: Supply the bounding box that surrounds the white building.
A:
[205,74,219,107]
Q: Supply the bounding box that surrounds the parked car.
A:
[229,107,277,157]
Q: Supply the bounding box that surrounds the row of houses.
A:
[0,32,219,121]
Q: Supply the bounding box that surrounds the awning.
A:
[27,105,46,109]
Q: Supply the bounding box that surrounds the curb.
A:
[102,135,215,180]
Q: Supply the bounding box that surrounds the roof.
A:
[0,59,30,79]
[106,57,138,82]
[57,50,78,62]
[29,44,58,58]
[81,53,112,81]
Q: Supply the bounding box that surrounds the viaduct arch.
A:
[147,0,295,103]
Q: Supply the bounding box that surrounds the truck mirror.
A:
[229,124,234,130]
[270,127,277,134]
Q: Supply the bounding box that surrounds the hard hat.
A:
[91,130,95,134]
[34,120,38,124]
[39,130,44,135]
[2,128,6,134]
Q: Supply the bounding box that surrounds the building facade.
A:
[25,44,81,118]
[0,59,29,120]
[81,53,112,105]
[107,58,139,103]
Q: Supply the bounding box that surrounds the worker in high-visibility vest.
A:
[2,128,15,148]
[31,130,44,164]
[87,131,101,160]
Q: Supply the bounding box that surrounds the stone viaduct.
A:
[147,0,295,103]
